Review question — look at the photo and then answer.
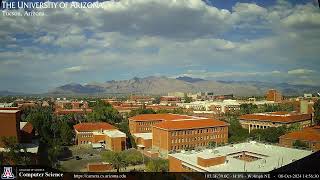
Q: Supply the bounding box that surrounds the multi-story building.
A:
[0,109,22,147]
[239,112,312,133]
[74,122,126,152]
[279,126,320,152]
[0,109,38,162]
[266,89,282,102]
[168,142,312,172]
[128,114,196,134]
[177,100,240,114]
[128,95,154,105]
[160,96,181,106]
[55,100,92,115]
[153,119,228,157]
[168,92,186,98]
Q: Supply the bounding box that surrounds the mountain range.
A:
[49,76,320,96]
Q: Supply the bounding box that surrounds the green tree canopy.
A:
[293,140,309,149]
[314,99,320,125]
[129,108,156,117]
[145,158,168,172]
[87,100,123,123]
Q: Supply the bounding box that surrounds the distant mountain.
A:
[50,83,104,94]
[176,76,205,83]
[50,76,320,96]
[0,90,24,96]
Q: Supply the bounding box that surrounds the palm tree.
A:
[111,152,127,173]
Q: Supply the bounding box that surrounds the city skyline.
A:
[0,0,320,93]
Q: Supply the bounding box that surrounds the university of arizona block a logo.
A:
[1,167,15,180]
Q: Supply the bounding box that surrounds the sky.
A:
[0,0,319,93]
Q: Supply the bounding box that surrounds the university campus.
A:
[1,0,320,178]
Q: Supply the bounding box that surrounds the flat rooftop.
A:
[169,142,313,172]
[0,110,20,113]
[133,133,152,140]
[93,130,126,138]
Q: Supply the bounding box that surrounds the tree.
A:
[59,121,74,145]
[228,117,249,143]
[293,140,309,149]
[152,96,161,104]
[129,108,156,117]
[25,106,71,167]
[64,103,72,109]
[314,99,320,125]
[145,158,168,172]
[184,95,192,103]
[240,103,258,115]
[0,137,22,164]
[250,126,287,143]
[87,100,123,123]
[122,149,143,165]
[101,151,127,172]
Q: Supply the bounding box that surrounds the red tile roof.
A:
[21,122,33,134]
[153,119,228,130]
[74,122,116,132]
[129,114,194,121]
[239,112,311,123]
[280,126,320,142]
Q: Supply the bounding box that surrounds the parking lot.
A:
[59,145,106,172]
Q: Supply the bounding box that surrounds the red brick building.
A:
[266,89,282,102]
[160,96,181,105]
[74,122,126,152]
[0,109,21,147]
[128,114,195,134]
[279,126,320,152]
[152,119,228,157]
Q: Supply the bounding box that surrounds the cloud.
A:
[287,69,315,75]
[63,66,89,73]
[0,0,319,92]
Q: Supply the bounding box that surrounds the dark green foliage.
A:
[116,120,137,148]
[145,158,168,172]
[64,103,72,109]
[152,96,161,104]
[314,99,320,125]
[129,108,156,117]
[250,126,287,143]
[0,137,32,165]
[228,117,249,143]
[87,100,122,123]
[25,107,74,167]
[293,140,309,149]
[240,103,258,114]
[184,95,192,103]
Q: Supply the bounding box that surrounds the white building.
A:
[169,142,313,172]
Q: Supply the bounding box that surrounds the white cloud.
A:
[63,66,89,73]
[287,69,315,75]
[0,0,320,92]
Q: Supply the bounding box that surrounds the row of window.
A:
[171,142,211,150]
[140,127,151,131]
[137,121,159,126]
[80,134,93,138]
[171,134,225,144]
[79,141,91,144]
[171,128,225,136]
[250,124,270,129]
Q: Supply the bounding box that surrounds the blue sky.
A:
[0,0,319,93]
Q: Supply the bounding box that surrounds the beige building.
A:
[239,112,312,133]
